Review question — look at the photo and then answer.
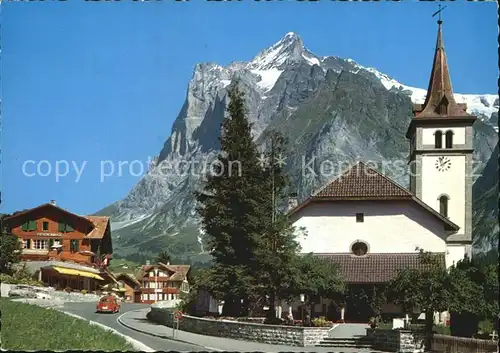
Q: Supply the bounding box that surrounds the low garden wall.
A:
[148,305,331,347]
[431,334,498,353]
[366,328,498,353]
[366,328,425,353]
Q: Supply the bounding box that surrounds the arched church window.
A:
[439,195,449,218]
[351,241,368,256]
[445,131,453,148]
[435,130,443,149]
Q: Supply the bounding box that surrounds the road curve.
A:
[61,302,206,352]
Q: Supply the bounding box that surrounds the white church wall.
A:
[292,201,447,254]
[421,126,466,145]
[445,244,467,269]
[421,155,466,231]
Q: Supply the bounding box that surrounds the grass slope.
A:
[0,298,134,351]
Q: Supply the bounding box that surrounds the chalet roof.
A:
[2,203,110,240]
[84,216,110,239]
[315,252,446,283]
[288,161,459,231]
[4,203,94,227]
[116,273,141,287]
[141,263,190,281]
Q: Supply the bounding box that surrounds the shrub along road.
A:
[61,302,206,352]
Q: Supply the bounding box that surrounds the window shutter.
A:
[29,221,37,231]
[66,224,74,232]
[21,222,28,231]
[58,223,65,232]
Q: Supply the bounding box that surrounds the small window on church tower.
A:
[435,130,443,149]
[445,131,453,148]
[439,195,449,218]
[356,213,364,222]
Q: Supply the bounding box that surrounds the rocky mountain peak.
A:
[99,32,499,262]
[248,32,317,71]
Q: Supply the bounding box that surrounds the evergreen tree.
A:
[195,83,266,317]
[156,251,172,264]
[0,214,21,275]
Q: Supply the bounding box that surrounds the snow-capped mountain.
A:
[96,32,498,262]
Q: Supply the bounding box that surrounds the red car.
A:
[96,295,121,313]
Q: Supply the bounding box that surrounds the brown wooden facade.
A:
[115,273,142,303]
[4,202,113,266]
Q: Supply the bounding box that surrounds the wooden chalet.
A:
[3,201,114,292]
[137,262,190,304]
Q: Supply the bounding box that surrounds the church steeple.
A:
[412,20,470,118]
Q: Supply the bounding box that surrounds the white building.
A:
[287,19,475,323]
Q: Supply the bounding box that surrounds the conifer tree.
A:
[195,82,265,317]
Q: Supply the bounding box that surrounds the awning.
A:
[52,266,104,281]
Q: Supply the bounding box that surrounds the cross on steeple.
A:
[432,4,447,24]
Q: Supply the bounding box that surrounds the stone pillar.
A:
[341,307,345,321]
[433,311,440,325]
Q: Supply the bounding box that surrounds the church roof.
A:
[313,162,413,200]
[288,161,459,231]
[315,252,446,284]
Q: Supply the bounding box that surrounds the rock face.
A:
[96,32,499,262]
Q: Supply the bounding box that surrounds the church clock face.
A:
[435,156,451,172]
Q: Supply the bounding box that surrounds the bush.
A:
[263,317,284,326]
[81,289,87,295]
[0,298,133,351]
[476,319,494,339]
[433,324,451,335]
[312,316,333,327]
[0,273,43,286]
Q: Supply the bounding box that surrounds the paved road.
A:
[61,302,206,352]
[62,302,390,353]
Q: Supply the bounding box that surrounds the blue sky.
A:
[1,1,497,215]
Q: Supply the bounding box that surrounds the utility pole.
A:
[270,133,277,319]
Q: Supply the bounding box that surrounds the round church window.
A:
[351,241,368,256]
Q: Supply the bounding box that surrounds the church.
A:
[287,18,476,322]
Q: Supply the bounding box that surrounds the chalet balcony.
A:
[22,249,49,255]
[140,287,179,295]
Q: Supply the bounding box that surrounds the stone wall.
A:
[366,328,425,353]
[367,328,498,353]
[431,334,498,353]
[1,283,100,302]
[148,305,331,347]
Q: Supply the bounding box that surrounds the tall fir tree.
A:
[195,82,267,317]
